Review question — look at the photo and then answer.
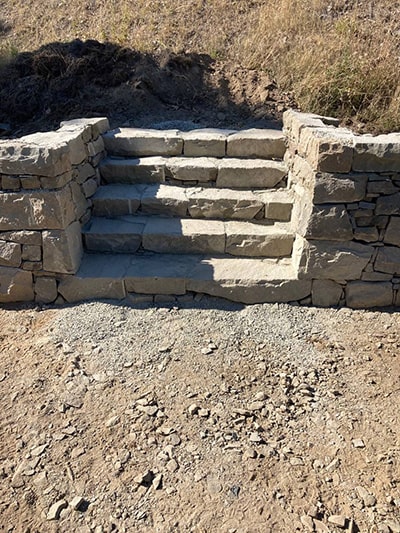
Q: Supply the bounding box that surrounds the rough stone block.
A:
[167,157,218,182]
[92,185,141,217]
[0,230,41,245]
[103,128,183,156]
[20,176,41,189]
[40,171,73,190]
[296,238,373,280]
[367,179,399,195]
[375,247,400,275]
[312,280,342,307]
[183,129,231,157]
[70,182,88,220]
[0,188,75,230]
[0,267,33,302]
[58,277,125,303]
[226,129,286,159]
[0,240,21,267]
[82,178,98,198]
[125,277,186,295]
[375,193,400,216]
[60,117,110,138]
[141,184,188,217]
[22,261,42,271]
[225,222,293,257]
[263,191,293,221]
[354,227,379,243]
[353,134,400,172]
[87,136,105,157]
[304,205,353,241]
[299,127,354,173]
[42,222,83,274]
[22,244,41,261]
[76,163,96,184]
[100,157,166,184]
[84,217,144,253]
[384,217,400,247]
[346,281,393,308]
[217,159,286,188]
[314,173,367,204]
[34,277,58,303]
[1,175,20,190]
[283,110,339,146]
[187,189,263,220]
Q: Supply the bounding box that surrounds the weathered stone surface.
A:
[125,277,186,295]
[283,110,339,146]
[312,279,342,307]
[0,240,21,267]
[354,227,379,243]
[384,217,400,246]
[295,238,373,280]
[70,182,88,220]
[375,247,400,275]
[299,127,354,173]
[0,188,75,230]
[1,175,20,190]
[87,135,105,157]
[100,157,166,184]
[367,178,399,195]
[60,117,110,138]
[141,184,189,216]
[76,162,96,184]
[0,267,34,302]
[183,129,232,157]
[22,244,41,262]
[314,173,367,204]
[82,178,98,198]
[353,134,400,172]
[226,129,286,159]
[187,189,263,220]
[20,176,41,189]
[225,222,294,257]
[84,217,144,253]
[217,159,286,188]
[262,190,293,221]
[58,276,125,303]
[103,128,183,156]
[167,157,218,182]
[0,230,41,245]
[361,271,393,281]
[346,281,393,308]
[143,218,225,254]
[34,277,58,303]
[375,193,400,216]
[92,184,142,216]
[40,171,73,190]
[43,222,83,274]
[304,205,353,241]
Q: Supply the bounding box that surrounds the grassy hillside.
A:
[1,0,399,132]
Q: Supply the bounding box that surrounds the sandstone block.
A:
[87,136,105,157]
[100,157,166,184]
[346,281,393,308]
[82,178,98,198]
[226,129,286,159]
[299,127,354,173]
[0,230,41,245]
[141,184,189,217]
[70,182,88,220]
[367,179,399,195]
[40,171,73,190]
[84,217,144,253]
[312,279,342,307]
[314,173,367,204]
[34,277,58,303]
[43,222,83,274]
[76,163,96,184]
[375,193,400,216]
[60,117,110,138]
[0,188,75,230]
[361,271,393,281]
[125,277,186,295]
[225,222,293,257]
[304,204,353,241]
[20,176,41,189]
[263,191,293,222]
[22,244,41,262]
[92,185,141,217]
[58,277,125,303]
[1,175,20,190]
[353,134,400,172]
[354,227,379,243]
[187,189,263,220]
[103,128,183,156]
[375,247,400,275]
[183,129,231,157]
[384,217,400,247]
[0,267,34,302]
[167,157,218,182]
[283,110,339,146]
[0,240,21,267]
[296,238,373,280]
[217,159,286,188]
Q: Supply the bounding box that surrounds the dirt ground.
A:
[0,298,399,533]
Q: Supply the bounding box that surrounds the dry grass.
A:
[1,0,400,131]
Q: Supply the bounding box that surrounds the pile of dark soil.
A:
[0,39,296,136]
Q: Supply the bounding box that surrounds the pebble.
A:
[166,459,179,473]
[188,404,199,416]
[31,444,48,457]
[47,499,68,520]
[198,408,209,418]
[386,520,400,533]
[137,405,158,416]
[300,515,314,532]
[105,416,120,428]
[313,519,330,532]
[249,433,262,443]
[70,496,85,511]
[152,473,163,490]
[328,515,347,528]
[243,448,257,459]
[352,438,365,448]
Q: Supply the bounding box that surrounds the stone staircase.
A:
[70,127,309,304]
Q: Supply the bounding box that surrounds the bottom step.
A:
[58,253,312,305]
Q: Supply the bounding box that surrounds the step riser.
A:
[103,128,286,160]
[92,186,293,222]
[100,157,287,189]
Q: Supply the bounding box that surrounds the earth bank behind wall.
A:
[284,110,400,308]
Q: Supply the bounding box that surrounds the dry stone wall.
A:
[284,110,400,308]
[0,118,108,303]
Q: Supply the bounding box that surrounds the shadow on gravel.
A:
[0,39,289,137]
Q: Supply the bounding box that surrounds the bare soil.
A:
[1,298,399,533]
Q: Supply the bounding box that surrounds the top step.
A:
[102,128,286,160]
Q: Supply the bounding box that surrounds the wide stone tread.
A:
[217,159,287,189]
[227,129,286,159]
[100,157,166,184]
[103,128,183,156]
[92,184,293,220]
[84,215,294,257]
[58,252,312,304]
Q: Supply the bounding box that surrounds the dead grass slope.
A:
[0,0,399,132]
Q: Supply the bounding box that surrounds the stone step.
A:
[83,216,294,258]
[92,184,294,222]
[57,252,311,305]
[102,127,286,159]
[100,156,287,189]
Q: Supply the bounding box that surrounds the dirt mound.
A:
[0,40,295,136]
